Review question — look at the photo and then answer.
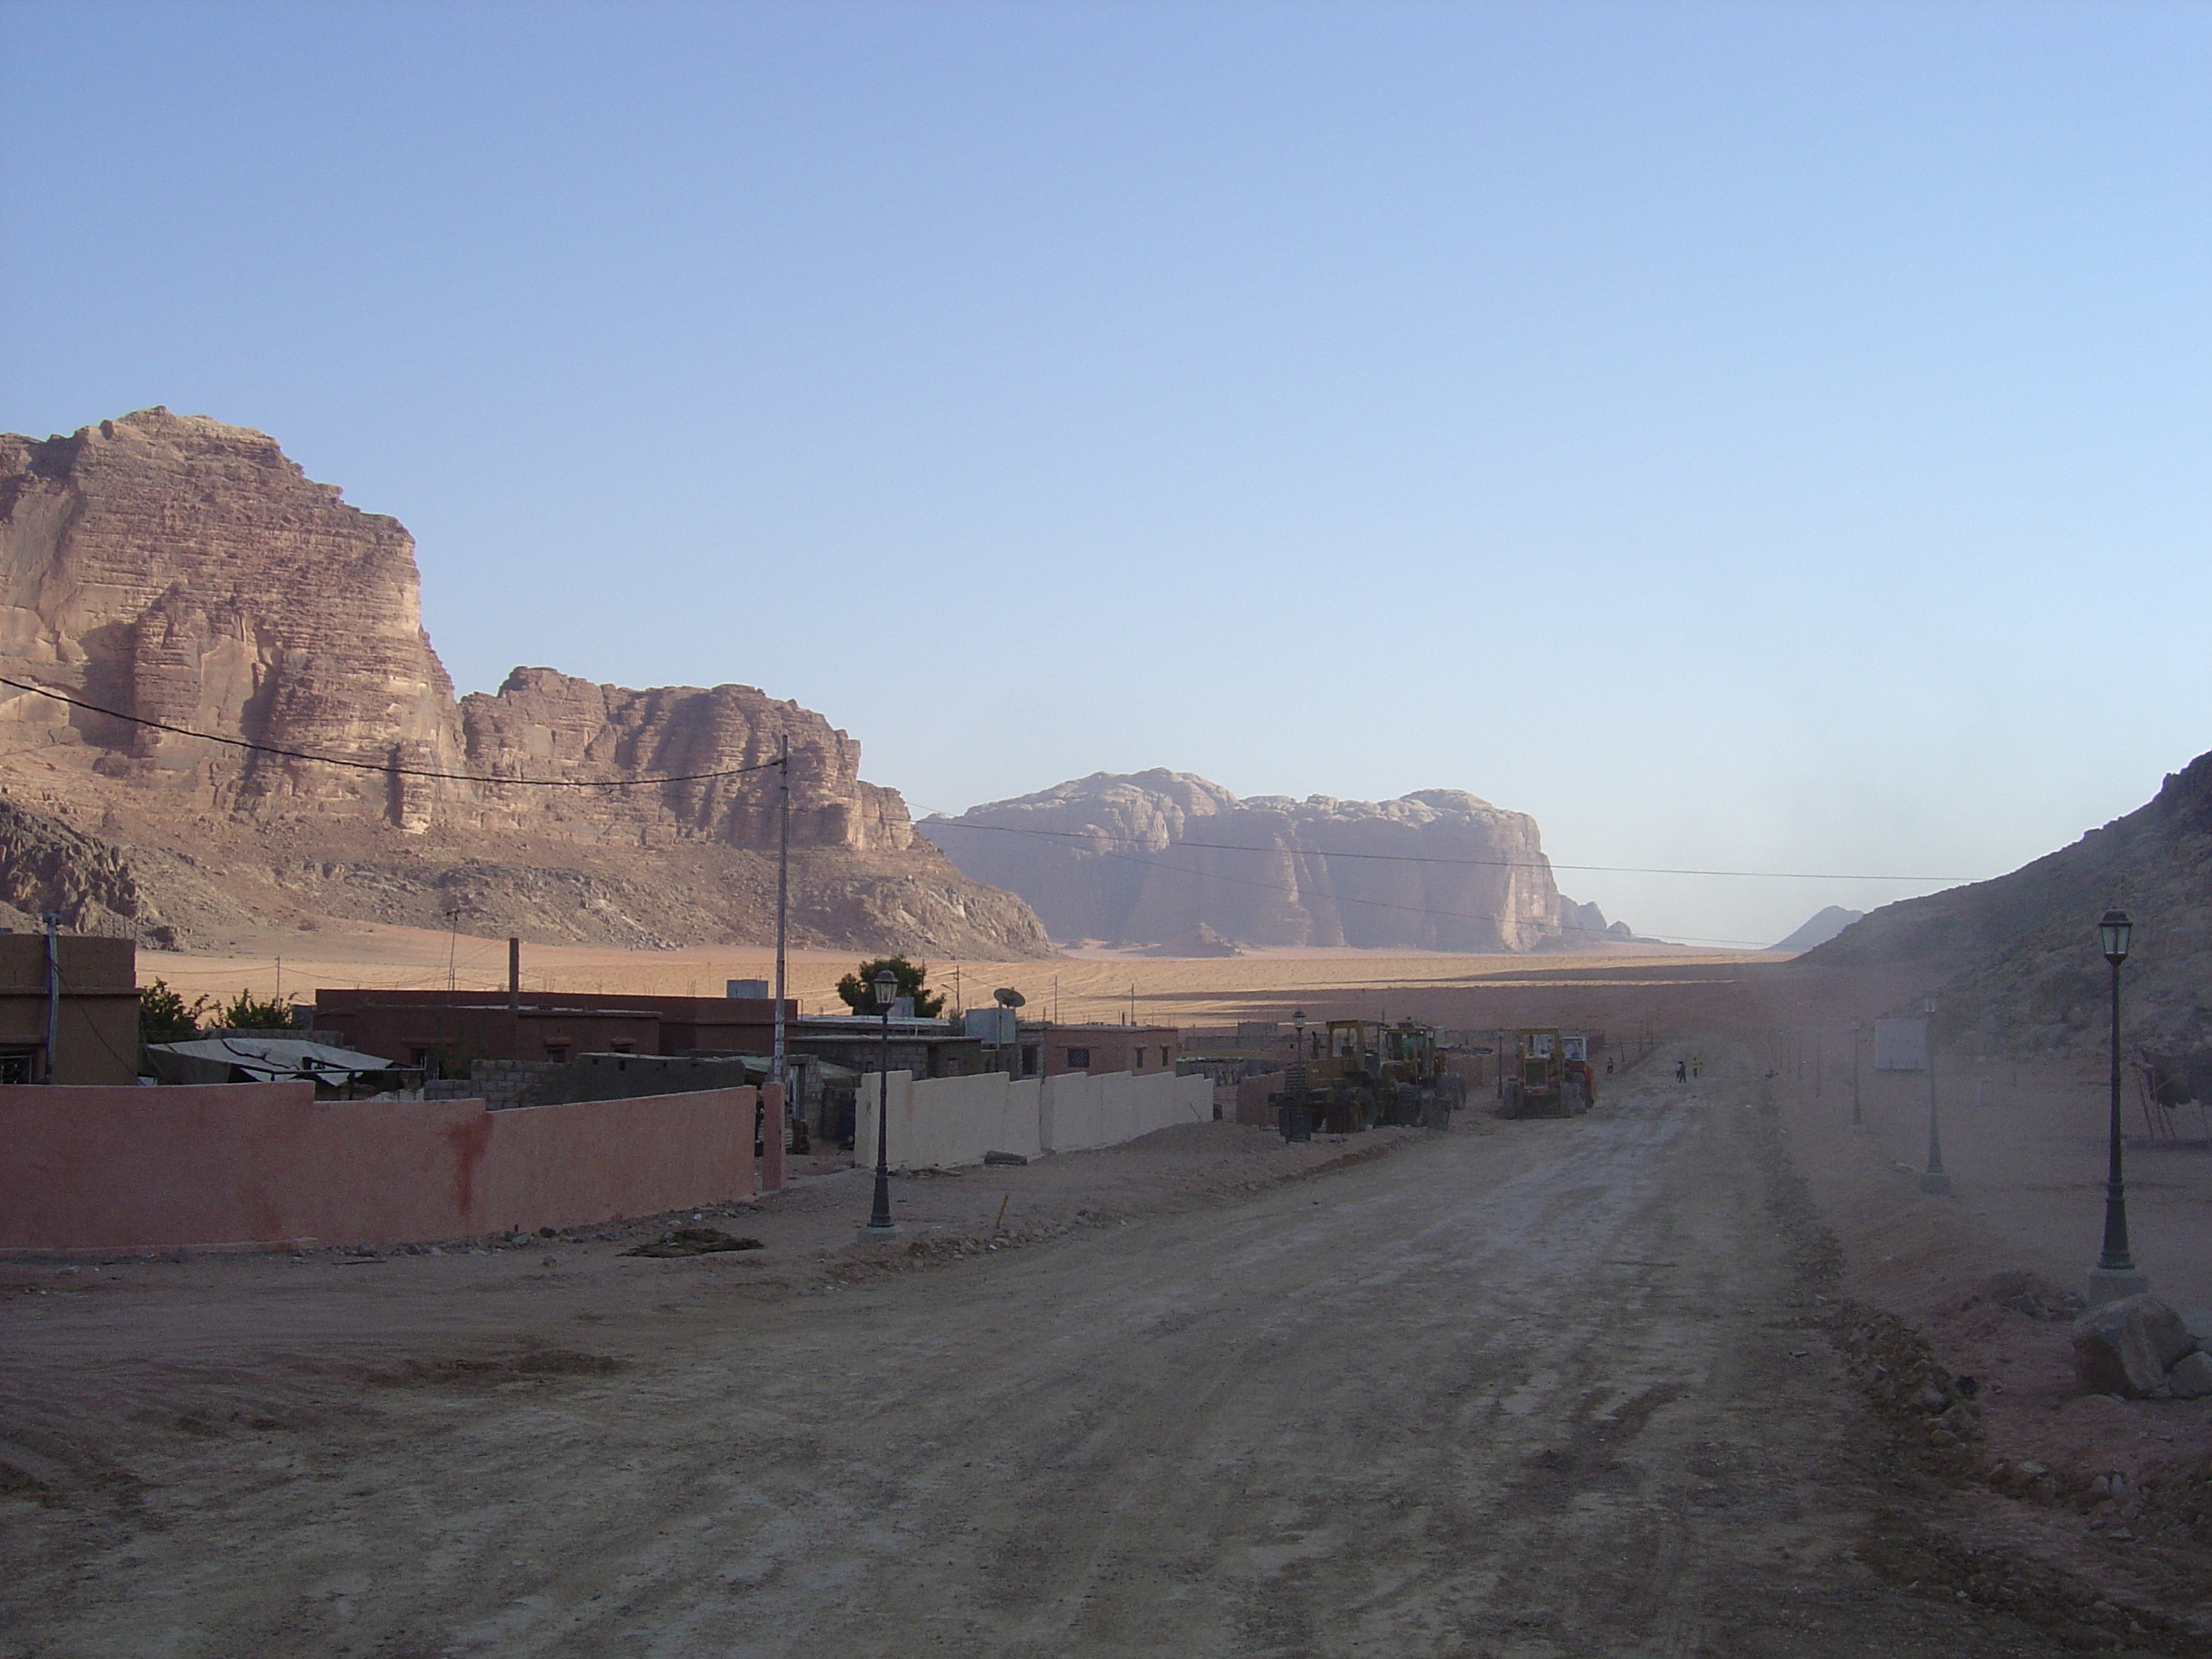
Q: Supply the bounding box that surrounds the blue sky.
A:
[3,2,2206,947]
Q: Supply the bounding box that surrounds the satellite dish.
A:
[993,987,1027,1009]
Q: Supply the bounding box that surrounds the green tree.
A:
[834,955,945,1017]
[138,978,212,1045]
[217,988,298,1030]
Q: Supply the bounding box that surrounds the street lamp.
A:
[863,967,899,1237]
[2090,910,2145,1301]
[1919,994,1951,1196]
[1292,1010,1307,1057]
[1850,1020,1865,1128]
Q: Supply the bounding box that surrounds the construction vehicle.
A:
[1277,1017,1462,1133]
[1499,1028,1596,1119]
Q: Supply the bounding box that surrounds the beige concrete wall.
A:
[853,1068,1210,1170]
[1234,1071,1286,1126]
[1040,1070,1212,1153]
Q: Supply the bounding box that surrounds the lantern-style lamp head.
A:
[1292,1010,1307,1033]
[2100,910,2133,965]
[873,968,899,1010]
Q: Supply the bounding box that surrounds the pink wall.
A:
[0,1082,755,1254]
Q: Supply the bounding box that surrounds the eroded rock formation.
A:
[925,769,1627,952]
[1807,748,2212,1071]
[0,409,1051,957]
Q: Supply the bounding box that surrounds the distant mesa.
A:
[0,409,1052,957]
[1768,905,1865,953]
[923,769,1632,954]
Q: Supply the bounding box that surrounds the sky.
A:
[3,1,2206,949]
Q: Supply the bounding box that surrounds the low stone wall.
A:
[853,1068,1213,1170]
[1233,1071,1286,1126]
[0,1081,755,1254]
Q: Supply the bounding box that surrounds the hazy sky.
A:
[3,2,2206,948]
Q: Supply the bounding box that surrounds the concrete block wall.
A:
[1233,1071,1287,1127]
[853,1068,1212,1170]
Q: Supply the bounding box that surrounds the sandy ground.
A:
[10,1043,2209,1656]
[135,921,1783,1028]
[1773,1043,2212,1639]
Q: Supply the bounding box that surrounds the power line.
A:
[924,816,1970,885]
[0,675,780,789]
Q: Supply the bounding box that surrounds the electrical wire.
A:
[924,816,1970,884]
[0,674,782,789]
[52,952,150,1079]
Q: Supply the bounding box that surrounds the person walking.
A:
[1675,1059,1686,1083]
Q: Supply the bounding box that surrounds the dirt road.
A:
[4,1054,2126,1656]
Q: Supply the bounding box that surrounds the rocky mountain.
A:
[1769,905,1866,953]
[923,770,1630,952]
[1805,752,2212,1069]
[0,409,1051,957]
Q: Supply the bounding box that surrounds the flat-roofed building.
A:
[0,931,140,1085]
[1033,1022,1181,1078]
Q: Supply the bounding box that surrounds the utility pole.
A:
[773,732,789,1108]
[1851,1020,1864,1127]
[41,916,59,1084]
[1921,996,1950,1195]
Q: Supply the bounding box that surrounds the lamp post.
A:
[863,967,899,1237]
[2089,910,2145,1301]
[1850,1020,1865,1128]
[1919,995,1951,1195]
[1292,1009,1307,1058]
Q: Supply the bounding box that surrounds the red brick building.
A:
[312,989,792,1072]
[1038,1023,1181,1078]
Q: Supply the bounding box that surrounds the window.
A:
[1132,1048,1145,1068]
[0,1051,35,1084]
[609,1040,636,1054]
[544,1044,569,1062]
[1064,1047,1091,1069]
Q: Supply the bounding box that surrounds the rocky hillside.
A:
[1770,905,1866,953]
[0,409,1051,958]
[1806,751,2212,1067]
[923,769,1629,952]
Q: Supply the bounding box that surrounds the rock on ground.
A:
[2071,1293,2198,1397]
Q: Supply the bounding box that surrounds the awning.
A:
[145,1036,396,1086]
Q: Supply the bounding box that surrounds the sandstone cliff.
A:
[0,410,1051,958]
[1806,751,2212,1071]
[924,769,1625,952]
